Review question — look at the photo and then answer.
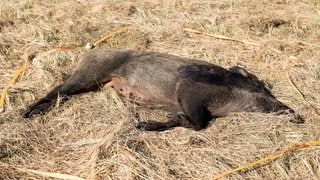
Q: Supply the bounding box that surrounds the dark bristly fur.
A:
[22,49,304,131]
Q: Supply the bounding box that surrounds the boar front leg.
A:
[22,75,100,118]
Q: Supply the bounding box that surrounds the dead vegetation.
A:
[0,0,320,179]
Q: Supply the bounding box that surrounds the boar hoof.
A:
[290,114,305,124]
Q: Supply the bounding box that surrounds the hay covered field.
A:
[1,0,320,179]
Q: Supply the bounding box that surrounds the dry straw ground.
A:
[0,0,320,179]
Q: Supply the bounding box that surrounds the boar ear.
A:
[228,66,250,77]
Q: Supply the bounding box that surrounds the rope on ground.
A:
[0,25,135,113]
[212,141,320,180]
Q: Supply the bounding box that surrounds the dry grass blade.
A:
[17,168,85,180]
[0,61,27,113]
[0,162,85,180]
[183,28,236,41]
[183,28,282,53]
[212,141,320,180]
[93,25,137,47]
[285,56,320,117]
[183,28,260,44]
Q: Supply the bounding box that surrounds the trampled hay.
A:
[0,0,319,179]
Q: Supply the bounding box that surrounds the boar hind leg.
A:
[135,114,194,131]
[22,77,99,118]
[135,104,212,131]
[179,105,212,130]
[176,93,214,130]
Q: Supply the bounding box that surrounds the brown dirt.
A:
[0,0,319,179]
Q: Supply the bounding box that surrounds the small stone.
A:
[85,43,95,49]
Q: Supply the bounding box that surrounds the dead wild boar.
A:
[22,49,304,131]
